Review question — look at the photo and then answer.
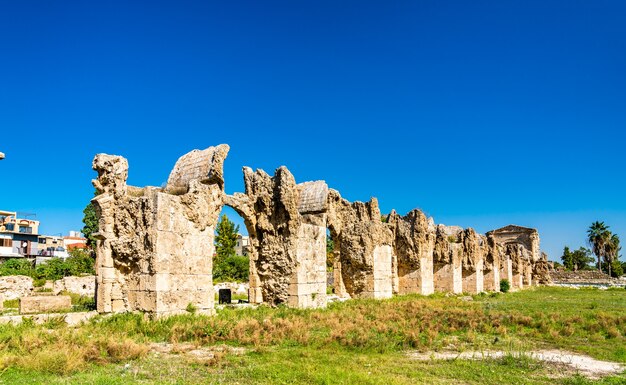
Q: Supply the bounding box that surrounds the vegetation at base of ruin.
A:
[0,287,624,383]
[0,249,95,282]
[62,291,97,312]
[500,279,510,293]
[186,302,197,314]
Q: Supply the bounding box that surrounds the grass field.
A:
[0,286,624,384]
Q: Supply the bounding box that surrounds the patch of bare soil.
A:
[149,342,247,363]
[407,349,624,379]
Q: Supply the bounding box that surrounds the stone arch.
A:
[222,194,263,304]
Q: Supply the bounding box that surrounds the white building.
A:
[234,234,250,256]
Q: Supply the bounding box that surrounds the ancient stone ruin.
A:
[91,145,551,316]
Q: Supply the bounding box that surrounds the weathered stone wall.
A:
[327,190,394,299]
[0,275,34,300]
[459,229,485,294]
[53,276,96,297]
[483,235,502,291]
[92,146,225,316]
[224,169,329,307]
[387,209,435,296]
[487,225,551,289]
[20,295,72,314]
[433,225,463,293]
[91,144,549,316]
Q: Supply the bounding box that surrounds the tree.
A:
[571,247,594,271]
[561,246,573,270]
[604,233,621,277]
[609,259,624,278]
[213,214,249,282]
[587,221,610,270]
[560,246,593,271]
[215,214,239,261]
[66,248,96,276]
[82,192,99,248]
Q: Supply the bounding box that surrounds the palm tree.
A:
[604,233,621,277]
[587,221,610,271]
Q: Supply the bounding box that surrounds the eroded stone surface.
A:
[0,275,34,300]
[387,209,435,295]
[224,167,328,307]
[327,190,394,299]
[20,295,72,314]
[166,145,230,192]
[92,146,226,316]
[91,145,549,316]
[53,276,96,297]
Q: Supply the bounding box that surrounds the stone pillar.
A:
[288,214,328,308]
[523,263,533,287]
[371,245,393,299]
[388,209,435,296]
[92,146,227,317]
[483,261,500,291]
[419,251,435,295]
[151,192,215,317]
[511,258,523,290]
[499,254,513,289]
[332,261,348,298]
[248,257,263,304]
[391,252,399,295]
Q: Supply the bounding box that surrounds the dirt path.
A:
[407,349,624,379]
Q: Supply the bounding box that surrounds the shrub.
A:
[0,249,95,282]
[0,259,34,276]
[500,279,510,293]
[214,255,249,282]
[65,249,95,276]
[186,302,197,314]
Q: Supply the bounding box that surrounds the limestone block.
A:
[19,295,72,314]
[166,144,229,191]
[372,245,393,299]
[298,181,328,214]
[462,258,484,294]
[53,276,96,297]
[0,275,34,300]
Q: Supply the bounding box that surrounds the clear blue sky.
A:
[1,1,624,261]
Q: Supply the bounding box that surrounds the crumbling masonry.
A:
[92,145,551,316]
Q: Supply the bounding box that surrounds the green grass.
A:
[1,347,624,385]
[2,299,19,308]
[0,287,624,384]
